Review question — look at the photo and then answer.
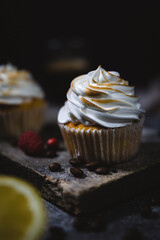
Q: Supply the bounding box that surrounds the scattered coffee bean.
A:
[122,227,146,240]
[69,158,83,167]
[150,196,160,205]
[73,217,90,231]
[95,167,110,175]
[46,150,57,158]
[84,161,100,171]
[89,218,106,232]
[49,162,61,172]
[140,203,152,218]
[77,156,85,164]
[70,167,84,178]
[49,226,65,240]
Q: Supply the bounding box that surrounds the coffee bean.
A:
[70,167,84,178]
[49,162,61,172]
[122,227,146,240]
[73,217,90,231]
[77,156,85,164]
[49,226,65,240]
[89,218,106,232]
[95,167,110,175]
[140,203,152,218]
[150,196,160,205]
[69,158,83,167]
[46,150,57,158]
[85,161,100,171]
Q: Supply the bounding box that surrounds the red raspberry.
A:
[18,131,44,157]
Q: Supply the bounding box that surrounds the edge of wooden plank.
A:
[0,142,160,215]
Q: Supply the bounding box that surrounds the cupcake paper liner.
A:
[0,105,45,139]
[59,115,144,165]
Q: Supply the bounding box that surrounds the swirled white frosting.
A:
[58,66,143,128]
[0,64,44,105]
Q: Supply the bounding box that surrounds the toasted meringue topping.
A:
[0,64,44,105]
[58,66,144,128]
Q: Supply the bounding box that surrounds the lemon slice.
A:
[0,176,47,240]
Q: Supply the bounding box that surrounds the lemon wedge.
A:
[0,176,47,240]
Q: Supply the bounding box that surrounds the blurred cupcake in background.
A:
[58,66,145,165]
[0,64,46,139]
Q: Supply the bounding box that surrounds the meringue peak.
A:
[58,66,143,128]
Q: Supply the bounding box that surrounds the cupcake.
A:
[0,64,45,139]
[58,66,144,165]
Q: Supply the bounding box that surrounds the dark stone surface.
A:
[43,188,160,240]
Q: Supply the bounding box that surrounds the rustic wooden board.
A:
[0,142,160,215]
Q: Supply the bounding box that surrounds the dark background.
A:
[1,0,160,103]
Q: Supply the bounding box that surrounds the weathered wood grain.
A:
[0,142,160,215]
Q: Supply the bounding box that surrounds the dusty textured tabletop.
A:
[43,188,160,240]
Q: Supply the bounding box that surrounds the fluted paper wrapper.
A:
[0,105,45,139]
[59,116,144,165]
